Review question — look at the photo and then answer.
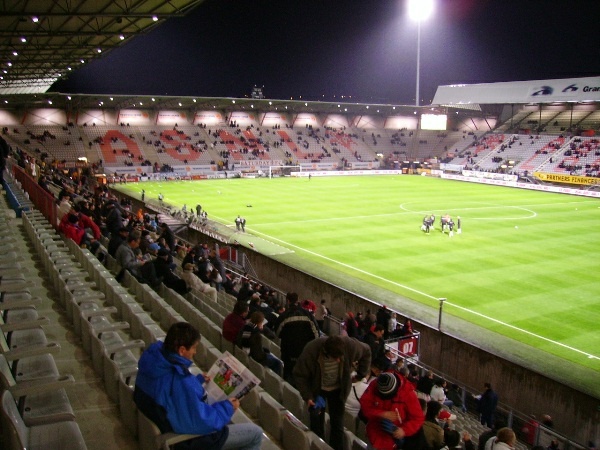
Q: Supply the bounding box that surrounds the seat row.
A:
[0,189,88,449]
[101,244,357,449]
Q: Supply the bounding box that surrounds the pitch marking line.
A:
[256,203,536,227]
[248,228,598,361]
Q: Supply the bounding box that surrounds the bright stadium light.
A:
[408,0,434,106]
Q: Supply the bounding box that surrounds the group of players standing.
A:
[421,213,462,236]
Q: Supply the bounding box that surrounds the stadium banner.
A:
[440,163,464,172]
[349,161,381,169]
[432,76,600,105]
[236,160,283,167]
[299,162,340,170]
[442,173,600,198]
[463,170,518,182]
[108,165,218,176]
[533,172,600,186]
[292,170,402,177]
[396,334,419,358]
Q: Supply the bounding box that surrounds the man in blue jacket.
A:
[134,322,262,450]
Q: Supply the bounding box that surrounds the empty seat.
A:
[263,368,283,403]
[239,386,263,419]
[102,340,145,402]
[282,382,309,426]
[258,393,287,443]
[1,390,87,450]
[282,412,312,450]
[0,354,75,426]
[118,370,138,438]
[248,357,266,383]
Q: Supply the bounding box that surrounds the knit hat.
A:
[377,373,399,399]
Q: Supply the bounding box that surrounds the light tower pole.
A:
[408,0,434,107]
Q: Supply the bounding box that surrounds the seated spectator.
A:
[364,324,386,362]
[359,372,425,450]
[314,299,328,331]
[345,356,390,417]
[344,312,359,338]
[180,263,218,302]
[431,378,454,409]
[181,247,198,269]
[153,248,188,295]
[446,384,466,413]
[115,234,146,282]
[108,227,129,257]
[222,301,249,344]
[58,213,85,246]
[133,322,263,450]
[416,370,434,400]
[402,319,414,336]
[484,428,516,450]
[478,419,507,450]
[422,400,444,450]
[56,194,72,223]
[462,432,477,450]
[236,311,282,376]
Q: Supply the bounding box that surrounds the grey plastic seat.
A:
[239,386,263,419]
[0,354,75,426]
[118,369,138,438]
[282,382,309,426]
[0,332,61,383]
[263,367,283,403]
[1,390,87,450]
[102,339,144,402]
[137,409,200,450]
[258,393,287,443]
[248,357,266,383]
[282,412,312,450]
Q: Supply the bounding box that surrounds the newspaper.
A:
[205,351,261,404]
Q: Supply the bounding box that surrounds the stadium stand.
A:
[1,96,597,449]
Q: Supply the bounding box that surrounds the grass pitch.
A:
[115,175,600,376]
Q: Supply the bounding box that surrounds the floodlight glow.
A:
[408,0,434,22]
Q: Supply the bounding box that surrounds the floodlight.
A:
[408,0,434,22]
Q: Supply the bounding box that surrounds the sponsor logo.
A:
[583,85,600,92]
[531,85,553,96]
[562,84,578,92]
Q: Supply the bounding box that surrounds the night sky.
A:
[51,0,600,105]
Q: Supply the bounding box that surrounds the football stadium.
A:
[0,1,599,450]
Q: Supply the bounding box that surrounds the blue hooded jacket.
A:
[135,341,234,435]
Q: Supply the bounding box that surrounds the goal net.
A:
[268,165,301,178]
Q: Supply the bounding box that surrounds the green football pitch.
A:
[114,175,600,376]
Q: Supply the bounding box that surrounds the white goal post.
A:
[268,165,302,178]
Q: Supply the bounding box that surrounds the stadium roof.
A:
[0,0,204,95]
[0,92,458,116]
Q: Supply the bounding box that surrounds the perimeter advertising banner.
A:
[534,172,600,185]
